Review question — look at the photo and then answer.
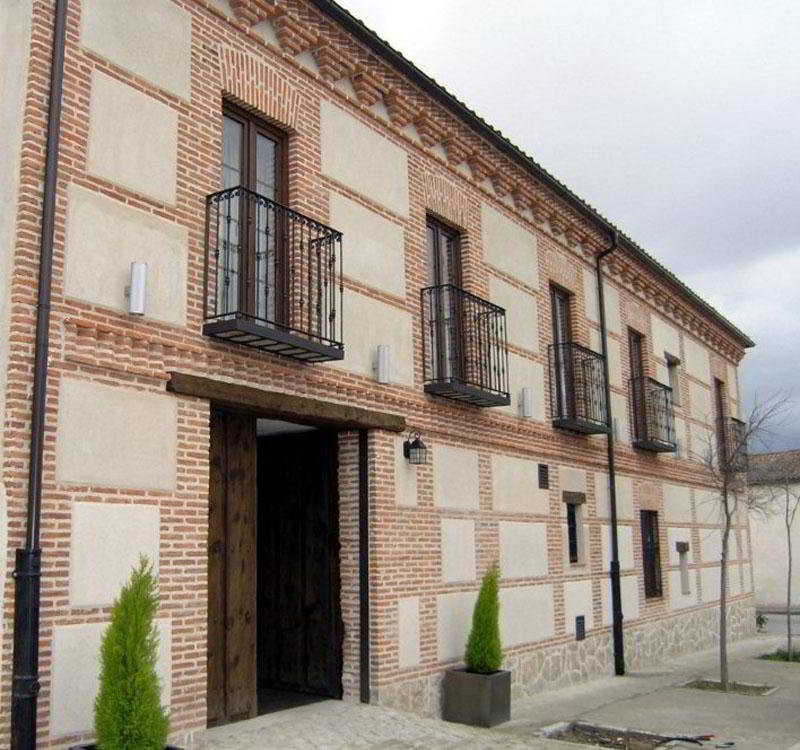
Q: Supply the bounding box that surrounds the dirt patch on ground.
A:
[547,723,669,748]
[682,679,773,696]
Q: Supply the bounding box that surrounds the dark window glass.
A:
[641,510,663,598]
[566,503,579,564]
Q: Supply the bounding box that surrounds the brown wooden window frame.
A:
[640,509,663,598]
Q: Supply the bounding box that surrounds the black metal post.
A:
[358,429,370,703]
[11,1,68,747]
[596,233,625,676]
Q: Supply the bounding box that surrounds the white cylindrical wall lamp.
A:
[520,387,534,418]
[127,261,147,316]
[375,344,391,384]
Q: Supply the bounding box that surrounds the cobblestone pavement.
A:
[203,699,578,749]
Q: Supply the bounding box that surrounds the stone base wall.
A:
[374,598,756,717]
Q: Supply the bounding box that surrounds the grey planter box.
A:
[442,667,510,727]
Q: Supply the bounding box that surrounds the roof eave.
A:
[310,0,755,350]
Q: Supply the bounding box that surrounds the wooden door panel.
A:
[207,409,257,726]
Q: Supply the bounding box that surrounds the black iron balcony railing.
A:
[718,415,747,473]
[548,342,608,434]
[203,186,344,362]
[422,284,510,407]
[630,376,676,452]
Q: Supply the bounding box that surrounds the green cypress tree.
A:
[95,556,169,750]
[465,565,503,673]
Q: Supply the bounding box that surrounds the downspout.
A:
[11,0,68,747]
[596,231,625,676]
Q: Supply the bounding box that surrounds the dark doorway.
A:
[257,429,343,706]
[207,412,342,726]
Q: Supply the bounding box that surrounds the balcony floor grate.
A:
[424,380,510,408]
[203,316,344,363]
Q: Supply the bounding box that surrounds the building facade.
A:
[749,451,800,612]
[1,0,756,746]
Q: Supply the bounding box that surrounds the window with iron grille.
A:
[566,503,579,564]
[564,491,585,565]
[640,510,663,598]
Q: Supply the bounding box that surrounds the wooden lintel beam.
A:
[167,371,406,433]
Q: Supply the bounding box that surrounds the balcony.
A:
[203,186,344,362]
[718,416,748,473]
[548,342,608,434]
[630,376,676,452]
[422,284,510,407]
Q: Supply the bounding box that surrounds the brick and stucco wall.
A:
[1,0,754,745]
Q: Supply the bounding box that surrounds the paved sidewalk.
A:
[498,633,799,750]
[204,634,799,749]
[204,698,576,749]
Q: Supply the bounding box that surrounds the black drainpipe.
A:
[596,231,625,676]
[11,0,68,746]
[358,429,370,703]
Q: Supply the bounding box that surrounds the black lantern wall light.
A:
[403,431,429,465]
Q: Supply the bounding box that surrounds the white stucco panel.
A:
[330,192,406,297]
[500,583,554,647]
[589,329,621,388]
[499,521,548,579]
[64,184,187,325]
[559,465,586,493]
[689,422,713,463]
[50,618,171,738]
[601,524,635,571]
[701,565,721,602]
[502,353,545,420]
[595,472,634,519]
[434,444,480,510]
[394,434,418,506]
[668,570,695,610]
[56,379,177,490]
[492,455,549,514]
[320,100,409,215]
[87,71,178,204]
[397,596,420,668]
[441,518,476,583]
[481,203,538,288]
[663,484,693,523]
[700,528,723,564]
[70,502,160,608]
[437,590,474,662]
[689,381,713,424]
[684,337,711,384]
[695,489,722,525]
[81,0,191,99]
[564,579,593,633]
[329,291,414,385]
[651,315,681,359]
[611,391,630,445]
[488,276,538,352]
[602,574,640,625]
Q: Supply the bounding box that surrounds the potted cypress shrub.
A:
[72,556,179,750]
[442,564,510,727]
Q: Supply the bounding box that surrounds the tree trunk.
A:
[720,498,731,690]
[787,490,793,660]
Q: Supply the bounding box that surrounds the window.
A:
[666,353,681,405]
[551,285,573,417]
[564,491,585,565]
[714,378,727,462]
[640,510,663,598]
[220,104,286,322]
[426,217,461,287]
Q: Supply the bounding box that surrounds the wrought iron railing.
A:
[421,284,510,407]
[630,376,676,452]
[548,342,608,434]
[718,416,747,472]
[203,186,344,362]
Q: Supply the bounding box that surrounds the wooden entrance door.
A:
[207,409,258,726]
[257,431,343,698]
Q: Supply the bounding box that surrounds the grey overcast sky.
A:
[339,0,800,449]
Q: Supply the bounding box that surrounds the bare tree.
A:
[750,451,800,659]
[693,392,791,689]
